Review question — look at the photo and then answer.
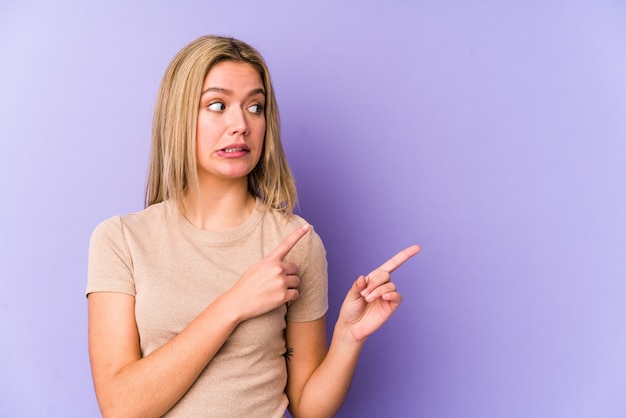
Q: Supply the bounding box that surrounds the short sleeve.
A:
[86,216,136,297]
[286,226,328,322]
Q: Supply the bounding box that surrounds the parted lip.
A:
[219,143,250,152]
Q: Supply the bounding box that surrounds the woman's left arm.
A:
[286,245,420,418]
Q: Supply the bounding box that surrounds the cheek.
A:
[196,121,220,147]
[256,128,266,154]
[256,120,266,142]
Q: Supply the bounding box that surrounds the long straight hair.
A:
[145,35,297,214]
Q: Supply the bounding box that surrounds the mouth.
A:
[216,144,251,158]
[221,147,249,153]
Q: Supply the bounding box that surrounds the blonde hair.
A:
[145,35,297,214]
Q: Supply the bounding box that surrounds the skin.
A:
[88,61,420,417]
[184,61,266,230]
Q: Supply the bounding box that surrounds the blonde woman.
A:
[87,35,419,417]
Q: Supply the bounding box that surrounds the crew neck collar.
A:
[175,198,265,245]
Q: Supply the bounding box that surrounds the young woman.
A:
[87,35,419,418]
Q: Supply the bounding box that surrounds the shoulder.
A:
[90,215,124,248]
[259,207,326,263]
[119,201,170,230]
[258,203,311,236]
[91,202,169,237]
[89,203,172,255]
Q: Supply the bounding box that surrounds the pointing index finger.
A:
[269,224,311,260]
[376,244,420,274]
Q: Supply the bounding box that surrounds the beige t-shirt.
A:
[87,199,328,417]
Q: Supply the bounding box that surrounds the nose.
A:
[227,107,249,136]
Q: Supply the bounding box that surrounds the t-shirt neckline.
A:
[175,198,265,245]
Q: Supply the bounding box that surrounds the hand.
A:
[226,224,310,321]
[337,245,420,343]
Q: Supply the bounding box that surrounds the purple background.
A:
[1,1,625,417]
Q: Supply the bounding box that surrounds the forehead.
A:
[202,61,263,90]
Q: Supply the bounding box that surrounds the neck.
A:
[182,178,256,231]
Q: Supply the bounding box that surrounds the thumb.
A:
[344,275,367,303]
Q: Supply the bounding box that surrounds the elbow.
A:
[97,399,132,418]
[95,390,149,418]
[98,403,149,418]
[288,404,336,418]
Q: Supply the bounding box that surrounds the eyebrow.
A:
[200,87,266,98]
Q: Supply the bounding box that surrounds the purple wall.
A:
[1,1,625,417]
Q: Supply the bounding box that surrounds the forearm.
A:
[93,294,240,417]
[291,325,365,418]
[288,245,418,417]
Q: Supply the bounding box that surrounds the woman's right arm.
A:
[88,290,239,418]
[88,224,310,417]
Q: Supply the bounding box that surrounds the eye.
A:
[248,103,263,114]
[207,101,226,111]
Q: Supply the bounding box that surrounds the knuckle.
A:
[269,264,283,276]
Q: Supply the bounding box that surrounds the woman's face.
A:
[195,61,266,186]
